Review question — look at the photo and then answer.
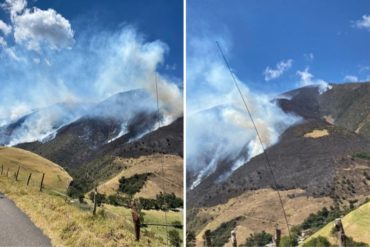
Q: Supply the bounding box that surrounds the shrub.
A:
[245,231,272,247]
[118,173,151,195]
[156,192,183,209]
[88,191,106,206]
[205,217,243,247]
[171,220,183,229]
[168,230,182,247]
[107,194,131,207]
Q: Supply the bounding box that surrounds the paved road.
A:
[0,193,51,247]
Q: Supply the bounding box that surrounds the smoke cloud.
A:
[0,1,182,146]
[187,37,300,189]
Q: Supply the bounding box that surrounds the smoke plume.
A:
[0,1,182,146]
[187,37,300,189]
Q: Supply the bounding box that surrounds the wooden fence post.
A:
[40,173,45,192]
[93,187,97,216]
[231,230,237,247]
[15,166,20,181]
[335,218,346,247]
[1,164,3,175]
[6,168,9,177]
[27,173,32,186]
[131,201,141,241]
[273,226,281,247]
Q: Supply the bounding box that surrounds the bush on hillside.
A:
[245,231,272,247]
[169,230,182,247]
[118,173,151,195]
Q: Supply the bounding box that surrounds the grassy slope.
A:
[97,154,183,199]
[303,201,370,245]
[0,147,182,246]
[0,147,72,192]
[189,188,333,247]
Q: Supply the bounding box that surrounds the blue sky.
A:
[188,0,370,94]
[0,0,183,125]
[0,0,183,79]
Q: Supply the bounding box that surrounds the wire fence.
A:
[0,163,58,192]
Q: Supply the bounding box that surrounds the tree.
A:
[169,230,182,247]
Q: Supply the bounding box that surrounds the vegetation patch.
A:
[244,231,272,247]
[118,173,152,195]
[352,152,370,160]
[204,216,244,246]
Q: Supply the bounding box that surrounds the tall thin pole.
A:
[216,41,293,244]
[155,73,169,246]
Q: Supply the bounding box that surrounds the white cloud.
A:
[344,75,359,82]
[12,8,74,51]
[353,15,370,31]
[0,36,6,46]
[297,67,331,94]
[1,0,74,52]
[0,20,12,35]
[263,59,293,81]
[2,0,27,17]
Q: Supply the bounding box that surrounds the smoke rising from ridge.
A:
[0,3,182,145]
[187,37,301,189]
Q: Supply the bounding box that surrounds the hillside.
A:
[278,82,370,138]
[188,119,370,208]
[0,147,72,192]
[14,90,183,196]
[187,82,370,244]
[303,201,370,245]
[97,154,183,199]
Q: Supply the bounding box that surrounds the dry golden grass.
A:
[302,201,370,245]
[0,175,183,247]
[193,188,333,247]
[0,147,183,246]
[97,154,183,199]
[304,129,329,138]
[0,147,71,192]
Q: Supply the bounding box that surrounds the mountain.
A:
[0,102,90,146]
[187,82,370,242]
[14,89,183,195]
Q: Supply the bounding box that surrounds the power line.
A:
[155,72,170,246]
[215,41,293,245]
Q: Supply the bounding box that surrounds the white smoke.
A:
[297,67,332,94]
[0,9,182,146]
[187,37,301,189]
